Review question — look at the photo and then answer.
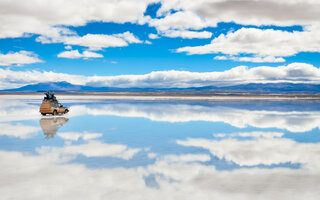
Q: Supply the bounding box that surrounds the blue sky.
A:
[0,0,320,89]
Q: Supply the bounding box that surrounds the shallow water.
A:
[0,95,320,200]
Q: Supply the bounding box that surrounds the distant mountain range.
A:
[2,81,320,94]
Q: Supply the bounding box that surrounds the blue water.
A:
[0,95,319,199]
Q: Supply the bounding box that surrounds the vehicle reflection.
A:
[39,117,69,139]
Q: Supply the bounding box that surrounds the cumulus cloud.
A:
[148,33,160,39]
[149,11,208,31]
[0,1,146,57]
[162,30,212,39]
[75,63,320,88]
[1,62,320,89]
[63,34,126,49]
[0,51,43,67]
[64,45,72,50]
[0,68,85,89]
[214,131,284,139]
[148,11,213,39]
[2,0,320,39]
[114,32,143,44]
[62,32,141,50]
[145,40,152,45]
[177,27,320,60]
[0,0,157,39]
[57,50,103,59]
[157,0,320,27]
[161,154,211,163]
[38,32,142,51]
[2,0,320,63]
[214,55,285,63]
[153,1,320,61]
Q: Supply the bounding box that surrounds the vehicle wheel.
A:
[53,110,57,115]
[64,109,69,114]
[41,113,46,116]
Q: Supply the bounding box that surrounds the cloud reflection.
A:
[1,96,320,132]
[1,96,320,199]
[36,140,142,161]
[58,131,102,141]
[70,102,320,132]
[177,131,320,169]
[0,123,39,139]
[0,148,319,200]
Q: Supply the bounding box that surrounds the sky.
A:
[0,0,320,89]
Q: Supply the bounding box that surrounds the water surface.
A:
[0,95,319,200]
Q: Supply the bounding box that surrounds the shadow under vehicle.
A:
[39,117,69,139]
[39,93,69,116]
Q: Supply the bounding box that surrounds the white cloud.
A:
[177,27,320,59]
[64,45,72,50]
[145,40,152,44]
[0,123,39,139]
[2,62,320,89]
[157,0,320,27]
[149,11,208,31]
[2,0,320,40]
[162,30,212,39]
[154,1,320,60]
[39,32,142,51]
[114,32,143,44]
[148,11,213,39]
[214,55,285,63]
[2,0,320,64]
[0,51,43,66]
[216,131,284,139]
[81,51,103,58]
[148,33,160,39]
[57,50,103,59]
[83,63,320,88]
[0,69,85,89]
[0,0,157,39]
[0,1,147,59]
[161,154,211,163]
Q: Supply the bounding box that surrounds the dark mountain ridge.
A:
[2,81,320,94]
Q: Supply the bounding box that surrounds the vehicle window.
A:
[50,102,58,107]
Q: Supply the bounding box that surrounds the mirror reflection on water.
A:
[40,117,69,139]
[0,95,320,199]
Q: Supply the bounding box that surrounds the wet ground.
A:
[0,95,319,200]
